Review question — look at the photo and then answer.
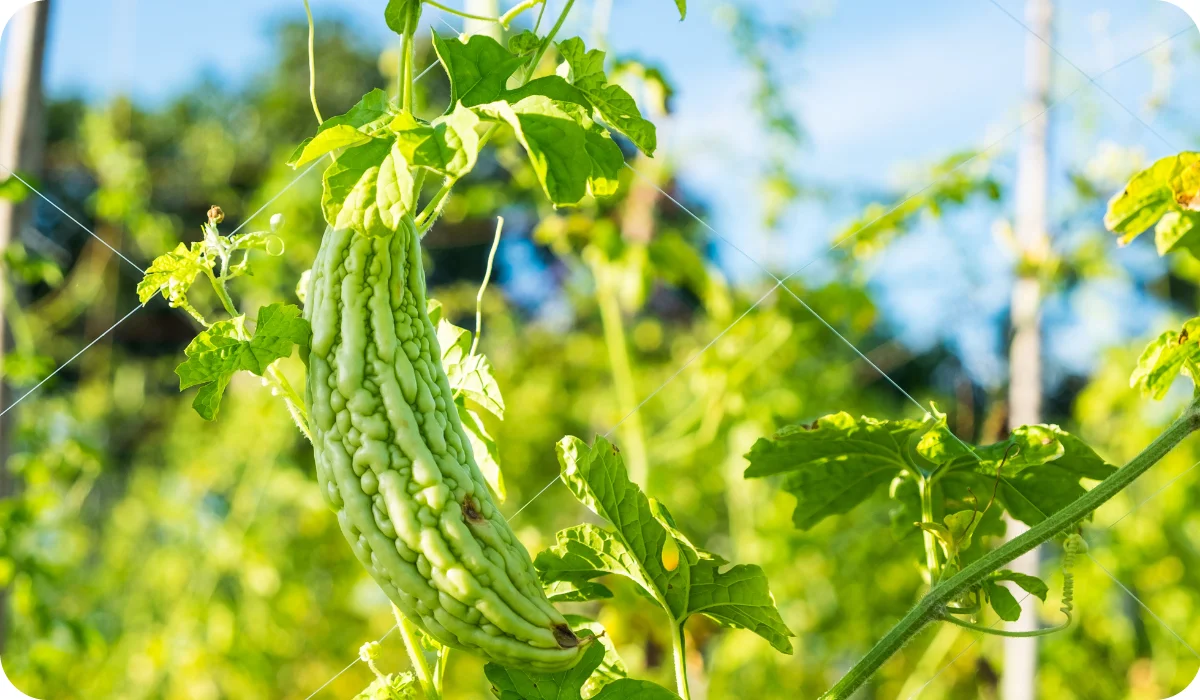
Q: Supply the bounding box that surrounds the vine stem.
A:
[594,261,649,484]
[394,605,441,700]
[524,0,575,81]
[918,477,940,580]
[302,0,323,124]
[670,621,692,700]
[820,396,1200,699]
[469,217,503,358]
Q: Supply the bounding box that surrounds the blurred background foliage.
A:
[0,2,1198,699]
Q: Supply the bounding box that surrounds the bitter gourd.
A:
[305,217,586,672]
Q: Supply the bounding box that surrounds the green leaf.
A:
[0,175,31,203]
[437,318,505,418]
[433,33,529,108]
[137,242,208,306]
[545,579,614,603]
[991,570,1049,602]
[289,89,396,167]
[485,643,679,700]
[674,0,687,20]
[477,97,616,206]
[561,616,627,696]
[485,642,602,700]
[556,37,656,155]
[1131,318,1200,399]
[174,304,310,421]
[1105,152,1200,245]
[944,510,981,553]
[983,580,1022,622]
[243,303,312,374]
[543,436,795,653]
[509,30,541,55]
[1153,210,1200,256]
[743,412,926,529]
[321,136,415,236]
[353,670,422,700]
[384,0,420,37]
[390,103,480,178]
[954,424,1115,527]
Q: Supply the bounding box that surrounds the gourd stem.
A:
[302,0,323,124]
[395,607,441,700]
[671,621,692,700]
[821,396,1200,699]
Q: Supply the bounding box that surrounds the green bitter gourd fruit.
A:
[306,217,586,672]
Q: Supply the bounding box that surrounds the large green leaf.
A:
[748,413,1113,530]
[288,89,396,167]
[1105,152,1200,245]
[174,303,310,420]
[540,436,794,654]
[477,97,611,206]
[743,412,927,529]
[390,104,481,178]
[321,136,415,236]
[137,242,208,306]
[433,33,529,108]
[485,643,679,700]
[1130,317,1200,399]
[556,37,657,155]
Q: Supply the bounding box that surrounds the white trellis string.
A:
[0,163,145,274]
[0,55,448,418]
[502,24,1193,525]
[301,624,399,700]
[0,304,142,418]
[982,0,1177,151]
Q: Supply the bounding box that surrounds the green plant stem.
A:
[302,0,323,124]
[594,263,649,485]
[401,1,421,113]
[469,217,503,357]
[918,477,940,580]
[395,607,441,700]
[414,178,457,233]
[820,396,1200,699]
[670,621,692,700]
[267,364,312,442]
[940,611,1066,638]
[524,0,575,81]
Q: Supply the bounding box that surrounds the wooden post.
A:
[0,0,52,655]
[1004,0,1053,697]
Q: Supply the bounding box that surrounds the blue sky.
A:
[6,0,1200,391]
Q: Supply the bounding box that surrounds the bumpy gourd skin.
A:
[306,218,584,672]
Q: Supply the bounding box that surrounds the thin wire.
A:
[1087,554,1199,658]
[229,158,324,237]
[301,624,399,700]
[1106,457,1200,529]
[982,0,1176,151]
[0,304,142,417]
[0,165,145,273]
